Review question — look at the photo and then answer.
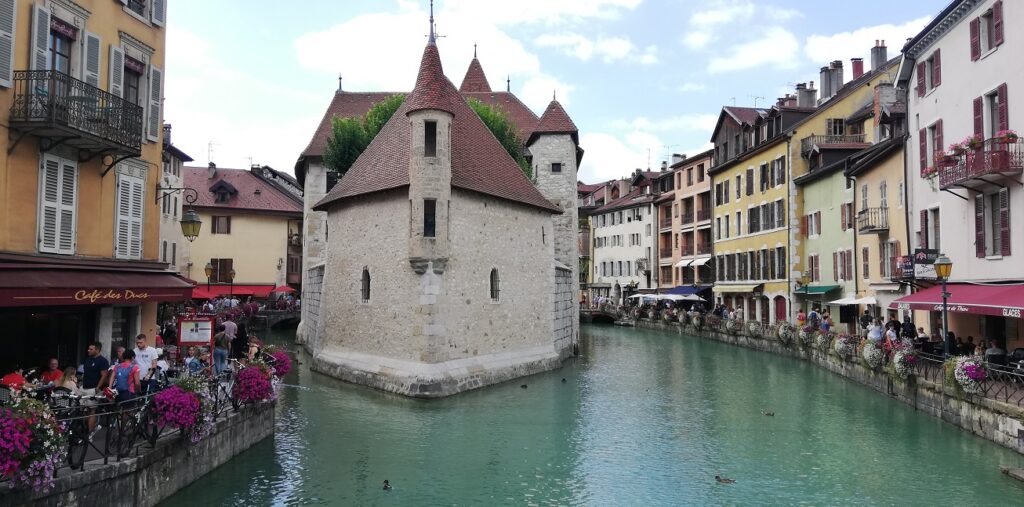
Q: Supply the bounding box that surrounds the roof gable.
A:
[459,57,491,93]
[183,167,303,214]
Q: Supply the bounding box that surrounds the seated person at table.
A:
[986,341,1007,357]
[59,367,81,394]
[1,365,26,390]
[962,336,976,356]
[40,358,63,385]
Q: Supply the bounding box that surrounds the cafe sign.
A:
[0,287,191,308]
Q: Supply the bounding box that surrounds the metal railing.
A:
[681,212,694,224]
[696,243,712,255]
[696,209,711,222]
[9,70,144,151]
[939,138,1024,189]
[913,353,1024,407]
[659,217,672,228]
[800,133,867,155]
[856,207,888,233]
[682,245,694,256]
[659,247,672,258]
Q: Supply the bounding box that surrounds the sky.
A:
[163,0,943,184]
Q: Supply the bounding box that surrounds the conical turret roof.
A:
[405,42,461,115]
[459,57,491,93]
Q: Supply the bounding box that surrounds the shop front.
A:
[890,283,1024,350]
[0,263,193,374]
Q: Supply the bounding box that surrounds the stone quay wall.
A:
[0,402,276,507]
[631,319,1024,456]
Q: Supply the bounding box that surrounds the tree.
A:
[323,94,406,180]
[466,98,531,179]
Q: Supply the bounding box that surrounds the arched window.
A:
[489,268,500,301]
[361,267,371,303]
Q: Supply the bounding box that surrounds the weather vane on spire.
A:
[428,0,435,43]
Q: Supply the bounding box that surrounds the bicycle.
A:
[52,391,112,469]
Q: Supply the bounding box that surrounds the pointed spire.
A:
[458,45,492,93]
[553,89,556,101]
[474,43,477,58]
[506,75,511,92]
[428,0,436,44]
[530,99,579,143]
[407,35,459,115]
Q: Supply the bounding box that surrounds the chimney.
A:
[163,123,172,145]
[796,82,817,108]
[830,60,844,95]
[660,160,668,172]
[870,40,888,71]
[819,66,832,101]
[671,153,685,165]
[851,57,864,80]
[207,161,217,179]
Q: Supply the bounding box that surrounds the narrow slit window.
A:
[424,199,437,238]
[361,267,371,303]
[424,121,437,157]
[490,268,500,301]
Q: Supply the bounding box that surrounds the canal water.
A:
[162,324,1024,506]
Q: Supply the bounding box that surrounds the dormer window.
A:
[425,120,437,157]
[208,180,239,204]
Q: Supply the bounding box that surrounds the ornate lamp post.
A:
[155,185,202,242]
[934,254,953,358]
[204,262,214,290]
[228,268,237,296]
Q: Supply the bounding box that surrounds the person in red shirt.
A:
[1,365,26,390]
[40,358,62,384]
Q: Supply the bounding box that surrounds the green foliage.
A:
[466,98,531,179]
[323,94,405,180]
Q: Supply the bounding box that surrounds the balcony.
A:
[659,216,672,229]
[857,207,889,234]
[681,212,694,225]
[938,138,1024,190]
[800,134,867,156]
[9,70,143,158]
[682,245,694,256]
[696,243,712,255]
[696,209,711,222]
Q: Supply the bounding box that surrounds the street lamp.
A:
[204,262,213,290]
[228,268,236,296]
[155,185,202,242]
[180,209,202,242]
[934,254,953,358]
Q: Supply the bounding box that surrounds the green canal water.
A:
[162,324,1024,506]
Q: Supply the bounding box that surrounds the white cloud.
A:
[677,82,707,93]
[521,75,575,111]
[708,27,799,73]
[441,0,642,26]
[683,1,801,50]
[806,16,931,79]
[617,114,718,132]
[535,33,658,64]
[578,131,666,183]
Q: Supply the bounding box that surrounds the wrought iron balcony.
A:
[696,209,711,222]
[681,212,694,225]
[800,134,867,156]
[659,247,672,259]
[696,243,712,255]
[9,70,143,157]
[938,138,1023,190]
[857,207,889,234]
[682,245,694,256]
[660,216,672,229]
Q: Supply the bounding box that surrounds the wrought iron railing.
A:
[939,138,1024,189]
[659,216,672,229]
[682,245,694,256]
[696,243,712,255]
[9,70,144,150]
[800,133,867,155]
[659,247,672,258]
[681,212,694,224]
[856,207,888,232]
[696,209,711,222]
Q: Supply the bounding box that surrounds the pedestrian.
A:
[112,349,140,403]
[820,315,832,333]
[859,310,872,335]
[81,341,109,395]
[213,325,230,374]
[40,357,62,385]
[133,334,159,391]
[868,318,884,343]
[797,308,806,327]
[1,365,26,390]
[59,367,80,394]
[901,317,916,341]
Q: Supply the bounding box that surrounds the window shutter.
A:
[57,159,77,254]
[833,252,839,281]
[970,17,981,61]
[815,212,821,234]
[919,128,927,174]
[935,120,944,158]
[994,0,1004,47]
[0,0,15,88]
[974,96,984,138]
[147,66,163,142]
[83,32,101,88]
[975,194,986,257]
[932,49,941,88]
[151,0,166,26]
[38,156,61,253]
[997,83,1009,132]
[115,175,132,258]
[862,246,869,279]
[893,242,901,277]
[1000,188,1010,256]
[779,156,786,184]
[920,209,929,248]
[840,204,847,231]
[800,215,807,237]
[129,176,144,259]
[846,250,853,281]
[746,168,753,196]
[109,45,125,97]
[29,3,48,71]
[916,62,926,97]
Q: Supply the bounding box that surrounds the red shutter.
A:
[975,194,986,257]
[800,215,808,237]
[935,119,944,157]
[846,250,853,281]
[970,17,981,61]
[919,128,928,174]
[920,210,929,248]
[998,83,1009,131]
[994,0,1004,47]
[932,49,941,87]
[833,252,839,281]
[1000,188,1011,256]
[840,204,848,231]
[974,97,985,138]
[815,213,821,234]
[916,62,926,97]
[862,246,869,279]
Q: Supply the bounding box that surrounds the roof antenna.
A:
[506,75,510,92]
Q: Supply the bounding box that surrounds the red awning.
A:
[889,283,1024,318]
[0,264,194,307]
[191,285,274,300]
[271,285,296,293]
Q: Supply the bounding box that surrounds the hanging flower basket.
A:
[269,350,292,378]
[817,331,835,352]
[798,325,817,347]
[776,323,796,345]
[232,366,275,403]
[950,356,988,395]
[834,334,858,358]
[0,399,66,493]
[862,341,885,370]
[724,318,740,334]
[692,314,705,330]
[747,321,763,338]
[891,349,917,380]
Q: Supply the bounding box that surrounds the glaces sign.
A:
[73,289,151,303]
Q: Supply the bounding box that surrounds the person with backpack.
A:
[112,349,140,404]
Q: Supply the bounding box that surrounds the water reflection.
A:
[162,325,1024,506]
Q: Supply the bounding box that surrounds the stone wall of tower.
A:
[296,160,329,346]
[406,110,454,265]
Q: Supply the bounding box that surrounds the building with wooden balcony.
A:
[896,0,1024,352]
[182,164,303,299]
[666,150,713,297]
[0,0,187,372]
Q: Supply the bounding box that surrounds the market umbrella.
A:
[271,285,297,293]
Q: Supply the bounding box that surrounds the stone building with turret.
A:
[294,27,582,397]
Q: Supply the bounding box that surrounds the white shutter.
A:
[58,158,77,253]
[108,45,124,97]
[0,0,16,88]
[82,32,100,88]
[129,176,144,259]
[115,172,145,259]
[38,156,61,253]
[29,3,48,72]
[146,66,162,142]
[151,0,166,26]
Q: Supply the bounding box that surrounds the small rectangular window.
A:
[423,199,436,238]
[551,162,562,173]
[424,121,437,157]
[212,216,231,234]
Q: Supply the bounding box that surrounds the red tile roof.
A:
[461,91,538,138]
[300,91,401,158]
[533,100,578,135]
[183,166,303,215]
[459,57,491,93]
[315,43,562,214]
[723,106,766,125]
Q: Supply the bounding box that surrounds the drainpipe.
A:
[901,132,913,319]
[848,159,860,334]
[786,134,794,321]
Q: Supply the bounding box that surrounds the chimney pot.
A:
[870,40,888,71]
[851,57,865,79]
[671,153,685,165]
[207,162,217,179]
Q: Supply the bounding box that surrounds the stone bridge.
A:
[251,309,301,330]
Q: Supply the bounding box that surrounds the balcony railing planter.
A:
[938,137,1023,190]
[9,70,143,155]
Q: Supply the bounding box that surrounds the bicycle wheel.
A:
[140,404,160,447]
[116,413,139,459]
[66,418,89,469]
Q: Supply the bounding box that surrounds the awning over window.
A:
[713,284,762,294]
[0,264,194,307]
[673,259,692,268]
[853,296,877,305]
[794,284,840,295]
[828,296,858,305]
[192,285,275,300]
[889,283,1024,318]
[689,257,712,267]
[665,285,712,296]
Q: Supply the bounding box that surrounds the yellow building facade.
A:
[0,0,184,370]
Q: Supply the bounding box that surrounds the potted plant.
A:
[798,325,817,347]
[920,165,937,179]
[776,322,796,345]
[891,349,917,380]
[962,134,983,150]
[0,399,67,493]
[861,341,885,370]
[948,142,967,156]
[949,356,987,395]
[834,334,858,358]
[996,129,1019,143]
